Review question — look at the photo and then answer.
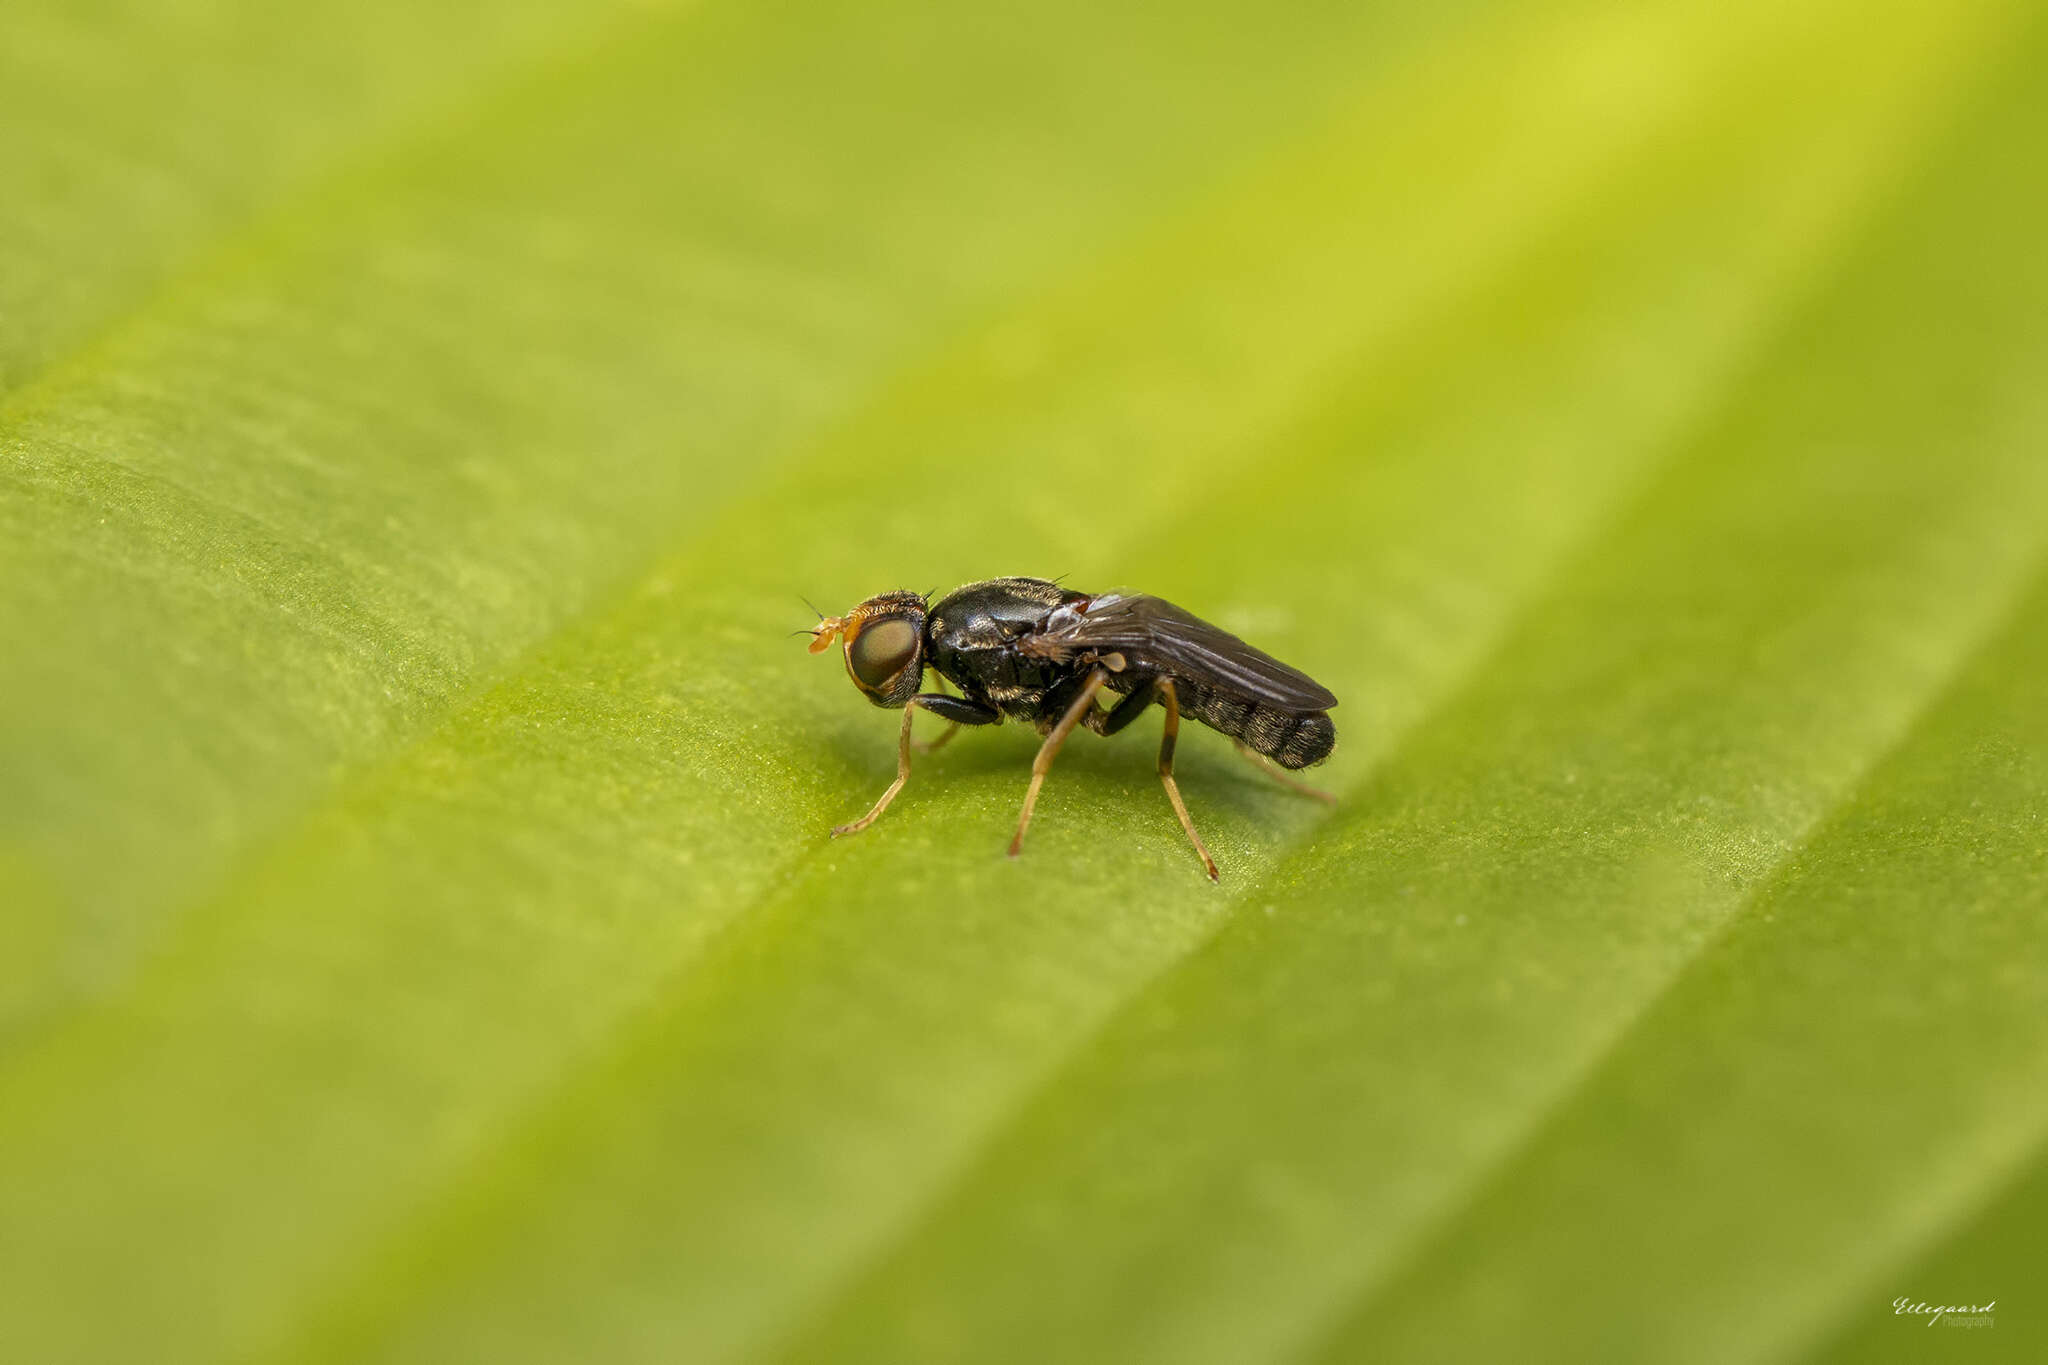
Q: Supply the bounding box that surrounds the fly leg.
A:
[1155,679,1220,881]
[1008,666,1111,859]
[1233,739,1337,804]
[912,677,964,754]
[833,693,998,837]
[1086,677,1218,880]
[913,722,962,756]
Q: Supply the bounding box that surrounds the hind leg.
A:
[1233,740,1337,803]
[1084,678,1220,880]
[1155,680,1220,881]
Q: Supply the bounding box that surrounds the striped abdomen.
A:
[1178,679,1336,770]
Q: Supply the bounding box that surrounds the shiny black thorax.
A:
[924,577,1101,725]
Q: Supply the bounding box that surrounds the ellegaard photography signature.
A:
[1894,1297,1996,1328]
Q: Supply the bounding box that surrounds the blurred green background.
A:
[3,0,2045,1361]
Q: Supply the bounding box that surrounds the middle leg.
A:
[1008,666,1110,858]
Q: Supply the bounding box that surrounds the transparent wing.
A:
[1047,593,1337,711]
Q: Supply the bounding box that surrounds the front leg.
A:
[912,691,999,754]
[832,693,999,838]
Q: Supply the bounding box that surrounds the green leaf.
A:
[3,0,2043,1362]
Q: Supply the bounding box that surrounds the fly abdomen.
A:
[1180,681,1336,770]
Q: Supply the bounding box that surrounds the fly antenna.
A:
[800,595,826,622]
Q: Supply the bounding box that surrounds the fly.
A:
[805,576,1337,880]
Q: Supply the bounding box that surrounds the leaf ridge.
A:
[738,47,2045,1365]
[0,0,704,429]
[298,85,1939,1360]
[1286,547,2048,1365]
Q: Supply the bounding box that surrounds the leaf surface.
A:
[2,1,2043,1362]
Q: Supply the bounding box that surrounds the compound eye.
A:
[848,617,919,691]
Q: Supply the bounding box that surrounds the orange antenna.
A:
[808,616,848,653]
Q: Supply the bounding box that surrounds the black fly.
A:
[806,577,1336,880]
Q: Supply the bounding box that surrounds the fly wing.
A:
[1051,593,1337,711]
